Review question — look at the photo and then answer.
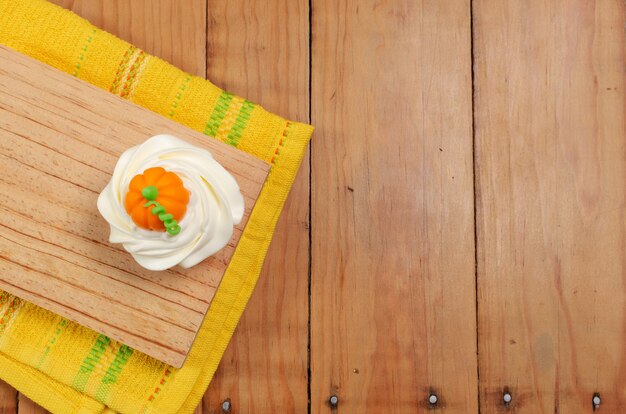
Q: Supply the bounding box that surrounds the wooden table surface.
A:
[0,0,624,413]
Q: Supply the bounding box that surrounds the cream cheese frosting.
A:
[97,134,244,271]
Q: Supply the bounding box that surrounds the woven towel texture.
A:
[0,0,313,413]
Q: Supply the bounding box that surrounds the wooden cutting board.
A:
[0,45,270,367]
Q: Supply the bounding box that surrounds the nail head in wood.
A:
[221,399,231,413]
[503,392,512,404]
[428,393,438,405]
[593,393,601,409]
[329,395,339,407]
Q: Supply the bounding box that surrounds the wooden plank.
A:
[16,395,47,414]
[201,0,310,412]
[311,1,476,413]
[0,45,269,368]
[0,381,16,414]
[474,1,626,412]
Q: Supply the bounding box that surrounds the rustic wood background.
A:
[0,0,624,413]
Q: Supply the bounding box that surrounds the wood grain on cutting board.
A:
[0,45,269,368]
[474,0,626,412]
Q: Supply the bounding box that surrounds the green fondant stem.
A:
[144,200,181,236]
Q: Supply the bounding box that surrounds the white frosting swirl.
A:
[97,134,244,271]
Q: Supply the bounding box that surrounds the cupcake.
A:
[97,134,244,271]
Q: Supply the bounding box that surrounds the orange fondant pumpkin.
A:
[124,167,190,231]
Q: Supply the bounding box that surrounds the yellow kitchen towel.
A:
[0,0,312,413]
